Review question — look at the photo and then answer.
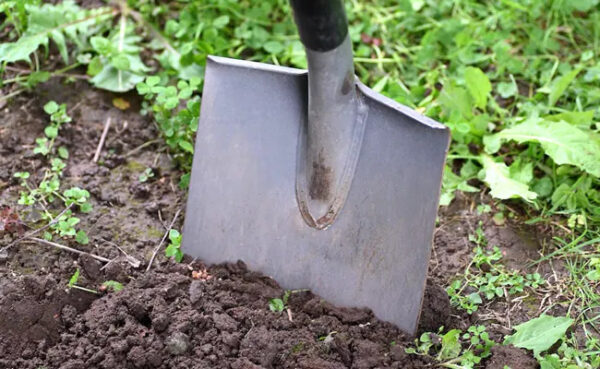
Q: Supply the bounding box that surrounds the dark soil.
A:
[1,259,438,369]
[485,345,538,369]
[1,68,545,368]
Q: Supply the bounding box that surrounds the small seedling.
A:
[269,290,290,313]
[64,187,92,213]
[268,289,308,313]
[476,204,492,214]
[567,214,586,229]
[100,280,124,292]
[492,212,505,226]
[138,167,154,182]
[47,208,89,245]
[468,223,487,248]
[66,268,97,294]
[165,229,183,262]
[67,268,79,288]
[318,331,338,343]
[406,325,495,368]
[537,336,600,368]
[586,258,600,281]
[137,75,202,187]
[12,103,92,245]
[447,244,545,314]
[54,213,80,237]
[34,101,72,156]
[14,172,35,205]
[407,325,495,368]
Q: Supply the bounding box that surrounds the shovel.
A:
[182,0,449,334]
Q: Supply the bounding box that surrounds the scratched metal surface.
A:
[182,56,449,334]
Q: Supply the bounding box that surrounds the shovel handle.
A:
[289,0,349,52]
[289,0,363,229]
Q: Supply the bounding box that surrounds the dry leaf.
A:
[112,97,130,110]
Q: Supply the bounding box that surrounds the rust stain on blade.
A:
[309,152,333,201]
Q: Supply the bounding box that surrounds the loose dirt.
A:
[1,259,437,369]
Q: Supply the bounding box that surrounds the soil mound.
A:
[0,260,440,369]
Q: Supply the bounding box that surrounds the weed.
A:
[100,280,124,293]
[138,167,154,183]
[164,229,183,262]
[476,204,492,215]
[137,76,201,182]
[447,241,545,314]
[34,101,71,157]
[88,13,150,92]
[290,341,304,354]
[66,268,97,294]
[406,325,495,368]
[269,290,291,313]
[539,338,600,369]
[13,102,91,245]
[268,289,309,313]
[586,258,600,281]
[67,268,79,288]
[501,313,600,367]
[504,314,573,357]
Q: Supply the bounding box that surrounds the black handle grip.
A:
[290,0,349,52]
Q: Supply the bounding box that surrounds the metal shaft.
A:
[291,0,368,229]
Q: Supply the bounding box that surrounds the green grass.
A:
[2,0,600,367]
[5,0,598,215]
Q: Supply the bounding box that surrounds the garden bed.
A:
[2,0,598,367]
[0,79,542,368]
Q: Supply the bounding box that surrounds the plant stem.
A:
[71,285,99,294]
[3,75,27,84]
[54,62,81,75]
[29,237,112,263]
[125,139,160,157]
[446,154,482,161]
[2,63,88,86]
[0,88,26,102]
[146,209,181,272]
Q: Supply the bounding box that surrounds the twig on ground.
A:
[29,237,111,263]
[157,210,168,230]
[125,139,160,158]
[504,287,512,330]
[242,319,255,342]
[102,238,142,268]
[187,257,198,268]
[0,204,74,254]
[93,116,112,163]
[67,100,84,115]
[70,285,99,294]
[0,88,26,103]
[146,209,181,272]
